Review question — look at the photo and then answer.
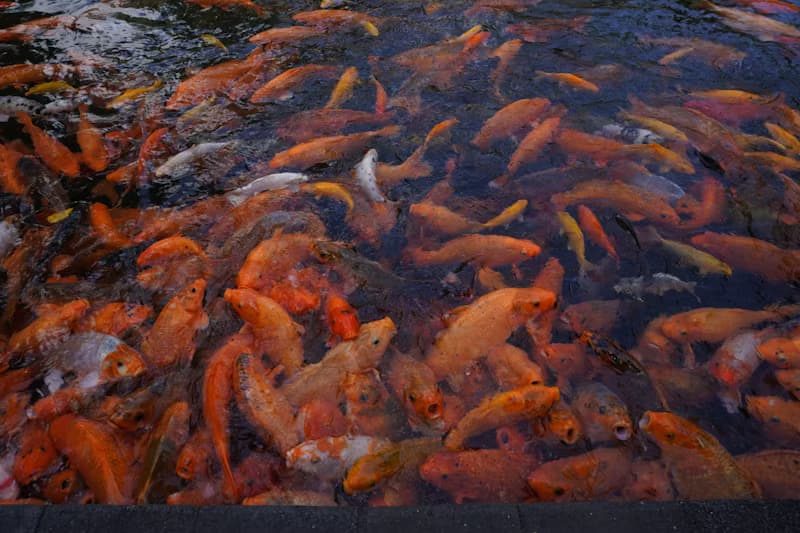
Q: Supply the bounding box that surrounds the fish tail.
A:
[637,225,663,246]
[489,174,510,189]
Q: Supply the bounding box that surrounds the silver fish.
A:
[598,123,664,145]
[354,148,386,203]
[0,96,42,121]
[614,273,697,300]
[286,436,389,481]
[225,172,309,206]
[155,141,235,177]
[628,172,685,205]
[0,220,19,260]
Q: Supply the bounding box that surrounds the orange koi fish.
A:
[425,287,556,388]
[269,126,401,169]
[735,450,800,499]
[551,179,681,226]
[12,423,60,485]
[576,205,619,262]
[176,427,213,480]
[526,258,565,353]
[420,450,537,503]
[485,343,544,389]
[707,330,766,410]
[505,16,591,43]
[224,288,305,374]
[690,232,800,282]
[560,299,622,335]
[292,9,383,31]
[621,460,674,501]
[0,63,73,89]
[0,143,26,194]
[248,25,320,45]
[49,415,132,504]
[527,448,632,501]
[640,410,760,498]
[388,352,444,433]
[203,332,254,502]
[757,337,800,368]
[536,71,599,92]
[236,232,313,291]
[87,203,133,250]
[278,108,394,144]
[42,469,82,504]
[406,234,541,269]
[234,353,300,454]
[746,396,800,446]
[136,401,191,503]
[76,104,109,172]
[141,279,208,367]
[676,177,726,230]
[775,369,800,400]
[137,235,207,267]
[325,66,359,109]
[444,385,559,450]
[296,399,348,440]
[471,98,551,151]
[661,305,798,346]
[5,299,89,357]
[573,382,633,443]
[326,292,360,343]
[281,317,396,407]
[185,0,265,16]
[489,39,523,99]
[539,399,582,446]
[249,65,341,103]
[505,116,561,177]
[16,112,80,177]
[343,437,440,494]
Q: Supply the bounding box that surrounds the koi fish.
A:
[613,273,697,301]
[420,450,538,503]
[698,1,800,42]
[551,179,681,227]
[250,65,340,103]
[471,98,551,151]
[16,112,80,177]
[135,401,191,503]
[248,25,321,45]
[505,116,561,177]
[354,148,385,203]
[485,343,544,389]
[526,258,565,353]
[775,369,800,400]
[186,0,265,16]
[49,415,132,504]
[155,141,236,177]
[640,410,760,499]
[641,227,732,276]
[661,305,798,347]
[325,66,359,109]
[535,71,599,92]
[140,279,208,367]
[757,337,800,369]
[286,436,390,481]
[573,383,633,443]
[746,396,800,446]
[561,299,621,335]
[690,231,800,283]
[5,299,89,357]
[707,330,767,412]
[425,287,556,387]
[12,423,60,485]
[234,353,300,454]
[224,288,305,374]
[269,126,402,169]
[406,234,541,269]
[555,211,593,275]
[527,448,632,502]
[735,450,800,499]
[539,399,582,446]
[281,317,396,407]
[388,352,444,433]
[343,437,440,494]
[108,79,163,109]
[444,385,559,450]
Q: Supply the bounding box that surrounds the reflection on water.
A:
[1,0,800,505]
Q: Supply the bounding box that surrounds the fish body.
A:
[250,64,340,103]
[707,330,764,411]
[16,112,80,177]
[141,279,208,367]
[155,141,235,177]
[269,126,401,169]
[577,205,618,262]
[444,385,559,450]
[325,66,359,109]
[234,353,300,454]
[281,318,396,407]
[286,436,390,481]
[639,411,760,499]
[556,211,593,274]
[775,369,800,400]
[660,305,798,345]
[552,179,680,226]
[757,337,800,368]
[535,71,599,92]
[388,352,444,433]
[420,450,537,503]
[540,399,582,445]
[735,450,800,499]
[486,343,543,389]
[343,437,440,494]
[643,227,732,276]
[700,1,800,42]
[506,116,561,176]
[49,415,132,504]
[224,288,305,374]
[746,396,800,446]
[408,202,480,236]
[527,448,632,501]
[77,105,109,172]
[354,148,385,203]
[6,299,89,357]
[135,401,190,503]
[471,98,550,151]
[226,173,309,206]
[613,273,696,300]
[425,287,556,386]
[690,232,800,283]
[407,234,541,269]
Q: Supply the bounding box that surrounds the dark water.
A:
[1,0,800,505]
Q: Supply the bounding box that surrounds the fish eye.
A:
[553,487,565,496]
[408,393,416,402]
[771,416,781,423]
[660,213,666,219]
[61,479,71,490]
[598,406,607,415]
[441,473,448,480]
[533,301,540,308]
[372,338,380,345]
[428,403,439,414]
[666,432,675,440]
[680,330,687,336]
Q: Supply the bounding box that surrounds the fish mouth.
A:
[638,413,651,430]
[561,427,579,445]
[614,424,632,441]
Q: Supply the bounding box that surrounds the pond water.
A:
[1,0,800,505]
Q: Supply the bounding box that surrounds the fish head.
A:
[639,411,702,450]
[527,467,571,501]
[176,278,206,312]
[109,395,154,431]
[756,338,798,368]
[520,241,542,258]
[356,317,397,352]
[577,387,633,442]
[100,344,147,381]
[418,452,468,492]
[403,379,444,429]
[659,315,694,343]
[744,395,783,423]
[343,370,388,410]
[547,402,582,445]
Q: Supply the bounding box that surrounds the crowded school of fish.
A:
[1,0,800,505]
